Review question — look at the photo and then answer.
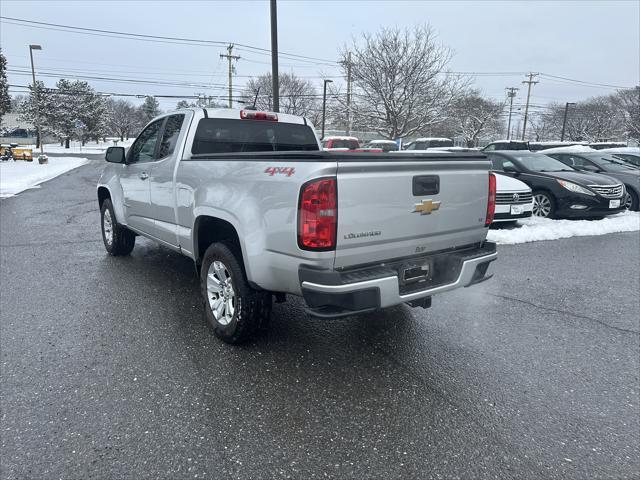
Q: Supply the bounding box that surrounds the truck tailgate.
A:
[334,156,490,269]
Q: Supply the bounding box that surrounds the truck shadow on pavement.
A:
[95,237,418,346]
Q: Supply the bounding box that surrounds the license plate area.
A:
[609,199,620,209]
[401,260,433,285]
[511,204,525,215]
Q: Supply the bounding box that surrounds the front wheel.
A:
[532,191,555,218]
[101,199,135,256]
[200,242,271,344]
[624,188,638,211]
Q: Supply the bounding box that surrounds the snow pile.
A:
[24,138,134,154]
[488,211,640,245]
[0,157,90,197]
[600,147,640,154]
[539,145,596,154]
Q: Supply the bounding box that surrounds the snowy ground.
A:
[23,138,134,154]
[488,211,640,245]
[0,157,90,197]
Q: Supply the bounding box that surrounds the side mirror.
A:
[105,146,126,164]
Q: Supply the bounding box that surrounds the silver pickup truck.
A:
[98,108,497,343]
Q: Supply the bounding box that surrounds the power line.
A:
[7,68,231,89]
[538,73,633,90]
[0,16,339,65]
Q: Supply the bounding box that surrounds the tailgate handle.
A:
[413,175,439,196]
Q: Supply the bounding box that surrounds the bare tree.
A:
[611,86,640,141]
[340,25,466,139]
[242,73,321,125]
[447,90,504,146]
[529,106,563,141]
[106,98,139,140]
[10,94,27,111]
[562,97,624,142]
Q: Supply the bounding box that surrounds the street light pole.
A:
[29,44,43,154]
[321,79,333,140]
[560,102,576,141]
[270,0,279,113]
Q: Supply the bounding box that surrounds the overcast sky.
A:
[1,0,638,114]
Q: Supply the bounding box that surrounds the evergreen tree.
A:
[0,50,11,129]
[18,81,58,145]
[140,96,161,124]
[176,100,196,109]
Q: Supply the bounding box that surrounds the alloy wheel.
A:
[532,194,551,217]
[624,194,633,210]
[103,209,114,246]
[206,260,235,326]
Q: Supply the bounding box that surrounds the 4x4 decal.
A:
[264,167,296,177]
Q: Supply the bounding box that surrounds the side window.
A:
[484,144,495,151]
[490,157,503,170]
[566,155,586,167]
[503,160,516,171]
[128,119,163,164]
[158,114,185,159]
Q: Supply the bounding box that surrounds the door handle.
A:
[139,172,149,180]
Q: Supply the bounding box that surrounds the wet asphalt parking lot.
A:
[1,156,639,479]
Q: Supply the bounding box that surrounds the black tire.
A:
[532,191,556,218]
[100,198,135,256]
[200,242,271,344]
[625,188,639,211]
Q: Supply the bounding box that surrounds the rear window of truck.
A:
[191,118,319,154]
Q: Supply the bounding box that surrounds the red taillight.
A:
[298,177,337,251]
[240,110,278,121]
[485,172,496,226]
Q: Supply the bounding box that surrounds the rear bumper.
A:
[300,242,497,318]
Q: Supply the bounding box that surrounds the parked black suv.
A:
[486,151,626,218]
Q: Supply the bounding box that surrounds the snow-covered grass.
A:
[0,157,90,197]
[23,138,135,154]
[487,211,640,245]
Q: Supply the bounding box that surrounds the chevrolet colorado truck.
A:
[98,108,497,344]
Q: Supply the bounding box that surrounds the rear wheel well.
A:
[194,216,243,272]
[97,187,111,208]
[532,188,556,201]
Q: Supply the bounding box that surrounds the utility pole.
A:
[345,51,352,135]
[521,72,538,141]
[505,87,518,140]
[321,79,333,140]
[220,44,240,109]
[29,44,43,153]
[560,102,576,141]
[270,0,279,112]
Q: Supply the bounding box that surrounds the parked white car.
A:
[493,173,533,224]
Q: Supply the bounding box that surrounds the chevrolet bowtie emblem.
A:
[413,199,441,215]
